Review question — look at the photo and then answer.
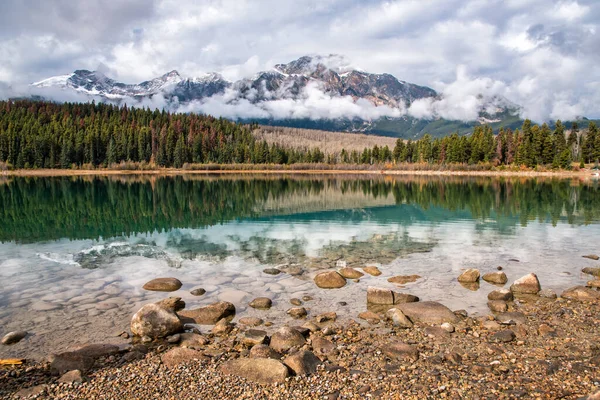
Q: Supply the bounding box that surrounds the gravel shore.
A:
[2,293,599,399]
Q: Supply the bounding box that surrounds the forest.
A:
[0,99,599,169]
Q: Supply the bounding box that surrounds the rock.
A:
[487,300,508,313]
[178,301,235,325]
[263,268,281,275]
[538,324,556,337]
[161,347,207,368]
[496,312,527,325]
[243,329,268,346]
[489,330,516,343]
[397,301,458,324]
[14,385,47,398]
[131,297,184,338]
[221,358,289,384]
[166,334,181,344]
[388,275,421,285]
[338,268,364,279]
[424,326,450,339]
[290,298,302,306]
[488,289,513,301]
[510,273,541,294]
[302,296,313,302]
[211,319,234,335]
[48,352,95,375]
[303,321,321,332]
[291,326,311,337]
[441,323,455,333]
[386,308,413,328]
[284,350,321,375]
[287,307,308,319]
[190,288,206,296]
[142,278,182,292]
[482,320,502,330]
[362,266,382,276]
[539,289,558,299]
[587,280,600,288]
[382,342,419,361]
[270,327,306,353]
[250,344,281,359]
[249,297,272,310]
[239,317,264,326]
[482,272,508,285]
[315,312,337,323]
[358,311,381,324]
[314,271,347,289]
[583,254,600,260]
[1,331,27,345]
[179,333,209,349]
[72,344,120,358]
[444,352,462,365]
[58,369,84,384]
[588,390,600,400]
[583,267,600,277]
[367,287,394,304]
[458,269,480,283]
[393,293,419,304]
[311,336,335,354]
[561,286,600,302]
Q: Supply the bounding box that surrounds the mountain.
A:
[30,55,519,138]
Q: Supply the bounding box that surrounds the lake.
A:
[1,174,599,359]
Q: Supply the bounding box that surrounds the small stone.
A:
[388,275,421,285]
[166,333,181,344]
[249,344,281,359]
[1,331,27,345]
[482,271,508,285]
[444,352,462,364]
[358,311,381,324]
[270,327,306,353]
[458,269,480,283]
[302,321,320,332]
[382,342,419,361]
[239,317,264,326]
[425,326,450,339]
[561,286,600,302]
[538,324,556,337]
[290,298,302,306]
[587,279,600,288]
[284,350,321,375]
[338,267,364,279]
[179,333,209,348]
[362,266,382,276]
[311,336,335,354]
[249,297,272,310]
[583,254,600,260]
[582,267,600,277]
[315,312,337,323]
[14,385,47,398]
[482,320,502,330]
[161,347,207,368]
[142,278,182,292]
[489,330,516,343]
[539,288,558,299]
[58,370,84,384]
[314,271,347,289]
[221,358,289,384]
[179,301,236,325]
[496,312,527,325]
[510,273,541,294]
[441,322,455,333]
[487,300,508,313]
[488,289,513,301]
[386,308,413,328]
[263,268,282,275]
[211,319,234,336]
[243,329,268,346]
[302,296,313,302]
[287,307,308,319]
[190,288,206,296]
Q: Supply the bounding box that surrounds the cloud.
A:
[0,0,599,121]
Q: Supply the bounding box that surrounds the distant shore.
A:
[1,167,597,179]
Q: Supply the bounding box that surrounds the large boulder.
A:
[458,269,480,283]
[161,347,207,368]
[284,350,321,375]
[314,271,347,289]
[221,358,289,384]
[482,272,508,285]
[142,278,182,292]
[131,297,184,338]
[510,273,541,294]
[561,286,600,302]
[397,301,458,324]
[178,301,235,325]
[270,327,306,353]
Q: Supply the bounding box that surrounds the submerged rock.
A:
[458,269,480,283]
[221,358,289,384]
[362,266,382,276]
[338,268,364,279]
[131,297,184,339]
[249,297,272,310]
[387,275,421,285]
[582,267,600,277]
[190,288,206,296]
[510,273,541,294]
[482,272,508,285]
[142,278,182,292]
[314,271,347,289]
[287,307,308,319]
[1,331,27,345]
[582,254,600,261]
[178,301,235,325]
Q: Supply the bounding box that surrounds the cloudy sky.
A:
[1,0,599,121]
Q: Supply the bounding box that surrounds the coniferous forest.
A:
[0,99,599,169]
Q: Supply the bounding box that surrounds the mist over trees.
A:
[0,100,598,170]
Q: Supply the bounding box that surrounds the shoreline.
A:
[1,167,596,178]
